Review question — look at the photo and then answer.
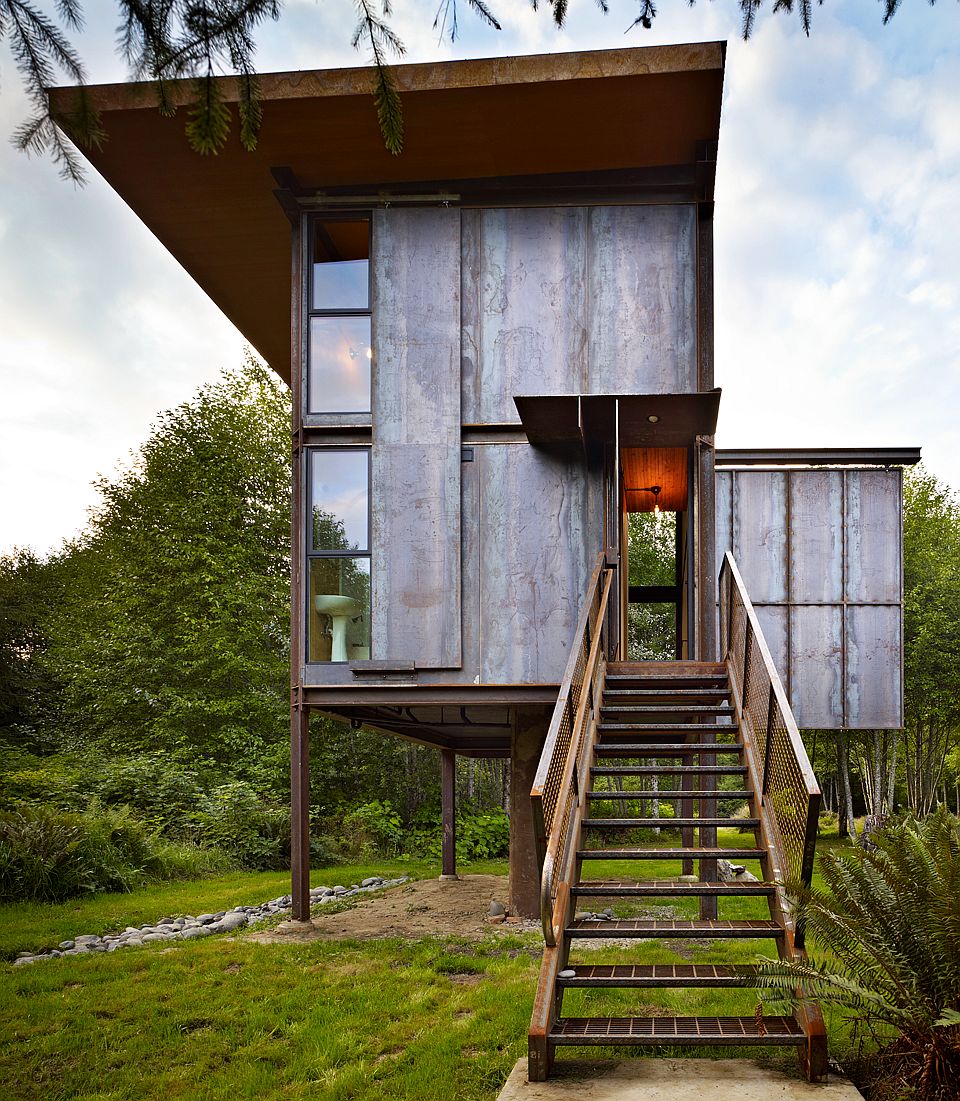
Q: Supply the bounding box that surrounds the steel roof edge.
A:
[715,447,922,468]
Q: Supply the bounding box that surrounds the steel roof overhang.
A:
[514,390,722,451]
[48,43,725,384]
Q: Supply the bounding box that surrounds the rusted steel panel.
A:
[587,205,697,395]
[790,605,843,729]
[845,470,902,604]
[474,208,587,423]
[789,471,844,604]
[732,472,788,604]
[371,208,461,667]
[845,604,902,728]
[460,209,482,424]
[754,605,789,691]
[714,470,733,574]
[479,444,601,683]
[460,442,481,681]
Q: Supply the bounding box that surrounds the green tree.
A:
[0,547,64,752]
[39,356,292,772]
[901,465,960,816]
[626,510,676,661]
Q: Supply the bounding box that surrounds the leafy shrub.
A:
[0,750,209,833]
[190,781,289,871]
[0,802,227,902]
[754,808,960,1101]
[338,800,404,860]
[404,810,510,864]
[456,811,509,861]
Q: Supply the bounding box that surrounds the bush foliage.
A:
[0,803,230,902]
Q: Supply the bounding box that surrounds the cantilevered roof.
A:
[50,43,725,383]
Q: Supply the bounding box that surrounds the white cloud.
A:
[2,0,959,554]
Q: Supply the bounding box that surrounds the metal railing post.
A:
[761,682,776,797]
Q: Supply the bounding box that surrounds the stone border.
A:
[12,876,409,966]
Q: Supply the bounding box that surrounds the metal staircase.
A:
[528,554,827,1081]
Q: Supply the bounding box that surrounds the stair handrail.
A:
[719,551,821,894]
[530,554,614,947]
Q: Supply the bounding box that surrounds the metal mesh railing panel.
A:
[765,704,812,883]
[719,553,820,890]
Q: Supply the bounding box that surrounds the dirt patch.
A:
[249,875,541,943]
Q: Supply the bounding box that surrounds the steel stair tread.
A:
[548,1015,804,1045]
[601,703,736,711]
[557,964,760,987]
[578,847,765,859]
[594,743,743,754]
[573,879,775,895]
[598,723,734,732]
[585,789,754,800]
[582,817,759,828]
[566,918,782,938]
[591,766,748,775]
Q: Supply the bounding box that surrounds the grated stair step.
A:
[598,723,733,734]
[578,847,766,860]
[549,1015,804,1046]
[566,918,782,939]
[594,743,743,756]
[573,879,775,897]
[557,964,760,987]
[591,765,748,776]
[581,817,759,829]
[585,789,753,801]
[601,704,736,714]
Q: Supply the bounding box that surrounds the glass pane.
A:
[308,316,372,414]
[308,558,371,662]
[312,220,369,310]
[310,450,368,552]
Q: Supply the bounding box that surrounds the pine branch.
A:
[352,0,406,156]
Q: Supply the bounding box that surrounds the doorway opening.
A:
[620,446,689,661]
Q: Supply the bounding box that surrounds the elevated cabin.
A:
[53,43,916,988]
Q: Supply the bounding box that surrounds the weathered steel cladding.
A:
[476,444,603,683]
[588,206,697,395]
[715,468,903,729]
[462,205,698,423]
[371,208,462,668]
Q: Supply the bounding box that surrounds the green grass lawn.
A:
[0,840,861,1100]
[0,860,508,961]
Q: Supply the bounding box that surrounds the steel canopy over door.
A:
[716,467,903,729]
[371,208,462,668]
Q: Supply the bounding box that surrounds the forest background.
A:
[1,360,958,902]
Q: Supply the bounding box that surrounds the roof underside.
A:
[50,43,725,383]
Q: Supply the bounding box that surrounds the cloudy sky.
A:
[1,0,958,554]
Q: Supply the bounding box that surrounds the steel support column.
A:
[290,705,311,920]
[441,747,457,878]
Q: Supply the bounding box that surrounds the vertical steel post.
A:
[441,748,457,879]
[290,702,311,920]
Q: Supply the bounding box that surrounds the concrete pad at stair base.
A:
[496,1059,865,1101]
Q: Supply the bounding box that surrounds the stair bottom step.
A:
[566,918,782,939]
[558,964,757,987]
[549,1015,804,1046]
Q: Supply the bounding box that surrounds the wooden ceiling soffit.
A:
[622,446,688,512]
[514,390,720,452]
[48,43,724,386]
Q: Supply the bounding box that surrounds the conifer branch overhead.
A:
[3,0,955,181]
[352,0,406,155]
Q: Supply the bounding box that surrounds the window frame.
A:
[305,213,373,418]
[305,445,372,664]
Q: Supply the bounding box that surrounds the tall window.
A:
[307,218,371,415]
[307,448,371,662]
